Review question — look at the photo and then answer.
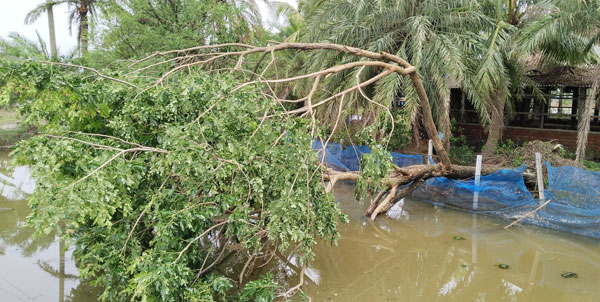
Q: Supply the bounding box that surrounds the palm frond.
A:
[24,0,69,24]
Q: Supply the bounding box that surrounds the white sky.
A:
[0,0,297,57]
[0,0,78,55]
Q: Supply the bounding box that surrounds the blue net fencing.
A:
[313,141,600,239]
[410,165,539,214]
[411,162,600,239]
[540,163,600,238]
[312,141,423,171]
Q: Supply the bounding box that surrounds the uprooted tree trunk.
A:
[324,164,537,219]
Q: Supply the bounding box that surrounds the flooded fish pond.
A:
[299,183,600,301]
[0,151,98,302]
[1,150,600,301]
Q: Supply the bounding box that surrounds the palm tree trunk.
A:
[482,94,506,159]
[437,95,452,151]
[46,0,57,58]
[80,8,89,55]
[576,79,599,164]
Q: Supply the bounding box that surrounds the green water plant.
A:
[561,272,578,279]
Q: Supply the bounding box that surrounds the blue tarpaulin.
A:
[313,141,600,240]
[312,141,423,171]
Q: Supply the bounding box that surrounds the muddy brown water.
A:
[300,183,600,301]
[1,149,600,301]
[0,151,98,302]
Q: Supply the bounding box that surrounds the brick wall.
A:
[454,123,600,158]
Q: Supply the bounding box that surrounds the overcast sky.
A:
[0,1,78,55]
[0,1,297,56]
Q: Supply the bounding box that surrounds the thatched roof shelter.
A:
[527,66,600,88]
[524,55,600,88]
[446,56,599,89]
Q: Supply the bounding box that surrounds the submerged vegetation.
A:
[1,0,600,301]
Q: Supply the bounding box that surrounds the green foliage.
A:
[449,133,475,166]
[300,0,507,137]
[6,61,346,301]
[378,110,412,151]
[519,0,600,65]
[355,144,394,201]
[298,0,600,155]
[328,110,411,153]
[557,146,575,161]
[584,160,600,172]
[0,31,50,59]
[238,274,278,302]
[93,0,269,62]
[496,139,524,166]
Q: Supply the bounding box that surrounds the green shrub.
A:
[584,160,600,172]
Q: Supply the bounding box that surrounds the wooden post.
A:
[540,103,546,129]
[572,87,579,130]
[535,152,545,202]
[472,212,478,265]
[540,89,549,129]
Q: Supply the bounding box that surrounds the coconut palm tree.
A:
[474,0,543,158]
[25,0,102,56]
[24,0,57,58]
[302,0,584,158]
[301,0,501,151]
[518,0,600,164]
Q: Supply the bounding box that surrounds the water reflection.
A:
[297,182,600,301]
[0,151,99,302]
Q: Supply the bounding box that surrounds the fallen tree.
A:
[4,42,532,301]
[127,42,535,220]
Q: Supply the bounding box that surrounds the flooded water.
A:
[0,151,98,302]
[2,148,600,302]
[301,183,600,301]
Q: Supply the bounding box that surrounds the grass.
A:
[584,160,600,172]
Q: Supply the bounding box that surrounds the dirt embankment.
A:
[0,110,36,148]
[494,140,578,168]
